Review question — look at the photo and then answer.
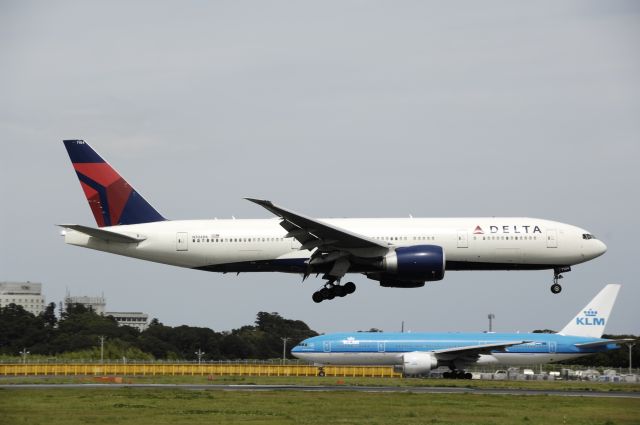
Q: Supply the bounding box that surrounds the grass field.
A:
[1,374,639,393]
[1,386,639,425]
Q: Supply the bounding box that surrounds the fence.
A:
[0,363,401,378]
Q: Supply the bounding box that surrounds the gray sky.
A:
[1,1,639,335]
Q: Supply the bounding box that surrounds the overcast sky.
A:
[1,1,639,336]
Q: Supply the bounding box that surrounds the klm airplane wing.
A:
[246,198,388,279]
[58,224,146,244]
[432,340,530,361]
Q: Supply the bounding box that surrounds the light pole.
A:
[99,336,105,364]
[488,314,495,332]
[19,348,30,364]
[281,337,290,365]
[195,349,205,365]
[627,342,636,375]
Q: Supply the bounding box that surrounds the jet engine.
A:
[381,245,445,281]
[402,352,438,375]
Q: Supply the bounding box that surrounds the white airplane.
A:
[60,140,607,302]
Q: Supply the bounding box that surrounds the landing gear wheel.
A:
[443,372,451,379]
[344,281,356,294]
[320,287,335,300]
[551,283,562,294]
[334,286,346,297]
[312,292,324,303]
[464,372,472,380]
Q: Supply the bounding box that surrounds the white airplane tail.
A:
[558,284,621,338]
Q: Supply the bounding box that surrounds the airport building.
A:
[64,294,106,315]
[0,281,46,315]
[65,291,149,331]
[105,311,149,332]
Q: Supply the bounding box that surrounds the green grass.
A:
[1,374,639,393]
[0,387,638,425]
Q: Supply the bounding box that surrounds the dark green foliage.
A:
[0,305,316,360]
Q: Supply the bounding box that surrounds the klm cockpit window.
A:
[582,234,597,240]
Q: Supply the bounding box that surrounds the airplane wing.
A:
[432,340,530,362]
[574,338,635,349]
[245,198,389,279]
[58,224,146,244]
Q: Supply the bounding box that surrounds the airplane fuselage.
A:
[64,217,606,277]
[291,332,619,367]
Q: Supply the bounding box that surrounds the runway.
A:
[1,383,638,399]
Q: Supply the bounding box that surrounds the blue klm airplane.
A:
[292,284,630,378]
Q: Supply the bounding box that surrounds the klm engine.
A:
[402,352,438,375]
[379,245,445,285]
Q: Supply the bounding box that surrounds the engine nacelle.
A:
[402,351,438,375]
[382,245,445,281]
[379,279,424,288]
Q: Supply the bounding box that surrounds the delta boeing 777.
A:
[292,284,630,378]
[60,140,607,302]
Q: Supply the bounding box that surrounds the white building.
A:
[105,312,149,331]
[64,294,106,315]
[0,282,46,315]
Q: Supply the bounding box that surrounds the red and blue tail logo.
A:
[63,140,165,227]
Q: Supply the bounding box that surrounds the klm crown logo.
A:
[576,308,605,326]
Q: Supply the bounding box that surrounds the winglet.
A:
[244,198,283,218]
[558,284,621,338]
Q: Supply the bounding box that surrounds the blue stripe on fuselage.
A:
[292,332,616,355]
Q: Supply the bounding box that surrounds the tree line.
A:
[0,303,317,361]
[0,303,636,368]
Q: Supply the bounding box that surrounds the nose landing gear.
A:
[550,266,571,294]
[312,281,356,303]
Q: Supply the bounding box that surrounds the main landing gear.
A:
[443,370,472,380]
[550,266,571,294]
[312,281,356,303]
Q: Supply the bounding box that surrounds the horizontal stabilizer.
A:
[58,224,146,244]
[574,338,635,349]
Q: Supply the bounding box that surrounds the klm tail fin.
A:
[63,140,165,227]
[558,284,621,338]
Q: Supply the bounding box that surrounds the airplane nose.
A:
[587,240,607,259]
[595,240,607,257]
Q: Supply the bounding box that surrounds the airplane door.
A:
[323,341,331,353]
[290,238,301,250]
[546,229,558,248]
[457,231,468,248]
[377,342,385,353]
[176,232,189,251]
[548,341,556,354]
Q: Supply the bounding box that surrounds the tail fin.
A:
[558,284,621,338]
[63,140,165,227]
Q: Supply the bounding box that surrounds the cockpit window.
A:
[582,234,597,240]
